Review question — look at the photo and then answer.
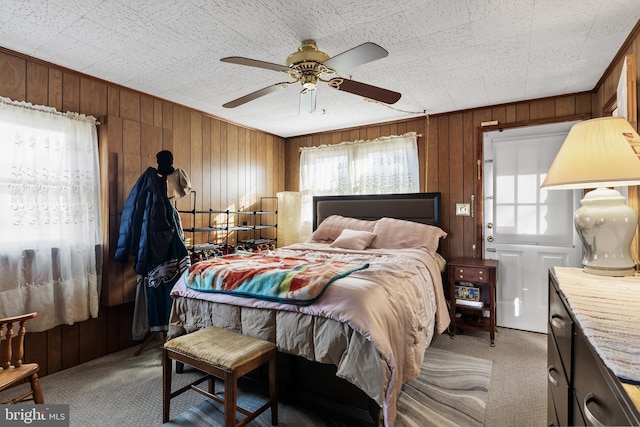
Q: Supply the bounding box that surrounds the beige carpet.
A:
[0,326,546,426]
[432,327,548,427]
[164,346,491,427]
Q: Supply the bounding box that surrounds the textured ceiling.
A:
[1,0,639,137]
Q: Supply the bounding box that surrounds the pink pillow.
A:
[370,217,447,251]
[308,215,376,242]
[330,229,377,250]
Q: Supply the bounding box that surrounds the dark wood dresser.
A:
[548,267,640,426]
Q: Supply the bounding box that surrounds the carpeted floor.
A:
[164,347,491,427]
[0,326,547,426]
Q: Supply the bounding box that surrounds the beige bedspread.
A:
[169,243,450,426]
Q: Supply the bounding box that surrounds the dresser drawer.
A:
[548,281,574,381]
[573,327,632,426]
[548,334,570,426]
[452,266,489,283]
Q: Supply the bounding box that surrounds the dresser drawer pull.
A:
[547,366,558,386]
[583,393,604,427]
[550,315,565,330]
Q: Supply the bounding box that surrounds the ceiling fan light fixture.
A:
[300,73,318,89]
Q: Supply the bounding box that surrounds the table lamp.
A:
[541,116,640,276]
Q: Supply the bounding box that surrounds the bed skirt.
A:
[168,295,390,410]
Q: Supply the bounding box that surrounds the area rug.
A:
[164,347,492,427]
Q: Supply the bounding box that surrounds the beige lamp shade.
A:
[541,116,640,190]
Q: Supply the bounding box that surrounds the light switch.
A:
[456,203,471,216]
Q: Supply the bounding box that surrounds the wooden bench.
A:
[162,326,278,426]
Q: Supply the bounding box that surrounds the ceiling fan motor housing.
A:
[286,40,329,66]
[286,40,332,88]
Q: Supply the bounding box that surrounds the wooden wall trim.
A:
[474,113,591,133]
[430,91,593,119]
[289,114,427,139]
[594,19,640,92]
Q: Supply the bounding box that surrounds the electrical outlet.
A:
[456,203,471,216]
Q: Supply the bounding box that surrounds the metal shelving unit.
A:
[178,191,277,251]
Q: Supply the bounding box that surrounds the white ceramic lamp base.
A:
[574,188,637,276]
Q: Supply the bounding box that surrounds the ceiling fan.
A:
[220,40,402,114]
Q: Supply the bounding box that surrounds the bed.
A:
[167,192,450,426]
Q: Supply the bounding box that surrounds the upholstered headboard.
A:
[312,192,441,230]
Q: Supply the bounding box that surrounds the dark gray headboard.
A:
[312,192,441,230]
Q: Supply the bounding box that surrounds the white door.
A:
[483,122,583,333]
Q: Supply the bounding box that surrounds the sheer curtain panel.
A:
[0,97,102,332]
[299,132,419,195]
[299,132,419,225]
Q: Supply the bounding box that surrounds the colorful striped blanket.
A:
[184,251,369,305]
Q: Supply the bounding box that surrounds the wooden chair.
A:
[0,312,44,404]
[163,326,278,426]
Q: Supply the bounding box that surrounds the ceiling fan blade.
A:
[322,42,388,72]
[328,78,401,104]
[300,88,317,115]
[223,82,293,108]
[220,56,290,73]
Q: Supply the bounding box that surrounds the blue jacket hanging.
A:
[115,167,190,337]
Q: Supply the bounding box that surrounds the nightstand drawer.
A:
[452,266,490,283]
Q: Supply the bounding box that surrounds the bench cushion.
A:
[164,327,275,370]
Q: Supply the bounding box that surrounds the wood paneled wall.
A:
[0,47,285,376]
[592,21,640,261]
[285,94,592,262]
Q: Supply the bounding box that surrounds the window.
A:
[0,98,102,332]
[298,132,419,233]
[299,132,419,196]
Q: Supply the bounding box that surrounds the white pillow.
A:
[329,229,377,250]
[308,215,376,242]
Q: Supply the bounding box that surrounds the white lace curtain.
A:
[0,97,102,332]
[296,132,419,237]
[299,132,419,196]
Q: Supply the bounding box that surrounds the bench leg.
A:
[224,373,237,427]
[162,350,172,422]
[269,355,278,426]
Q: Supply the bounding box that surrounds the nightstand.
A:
[447,258,498,346]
